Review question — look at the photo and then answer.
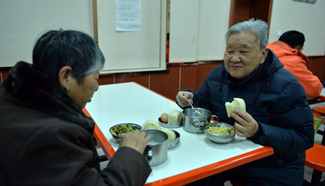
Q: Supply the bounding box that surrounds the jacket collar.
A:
[2,61,94,133]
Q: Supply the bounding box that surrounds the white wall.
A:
[169,0,231,63]
[269,0,325,56]
[96,0,166,73]
[0,0,93,67]
[0,0,166,74]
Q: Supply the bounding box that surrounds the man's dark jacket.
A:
[193,52,314,186]
[0,62,151,186]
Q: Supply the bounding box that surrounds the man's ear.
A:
[260,49,268,64]
[58,66,73,90]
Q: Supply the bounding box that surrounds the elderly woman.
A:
[0,30,151,186]
[177,20,314,186]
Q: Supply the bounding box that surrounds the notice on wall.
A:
[115,0,141,31]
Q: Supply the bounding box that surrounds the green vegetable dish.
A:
[110,123,142,137]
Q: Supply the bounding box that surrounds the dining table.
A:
[85,82,274,186]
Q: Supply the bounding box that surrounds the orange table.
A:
[85,82,274,186]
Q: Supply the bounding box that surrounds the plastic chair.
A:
[305,144,325,185]
[304,104,325,185]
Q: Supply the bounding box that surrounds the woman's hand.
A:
[120,131,148,154]
[231,110,259,138]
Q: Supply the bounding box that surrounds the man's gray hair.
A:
[226,19,269,48]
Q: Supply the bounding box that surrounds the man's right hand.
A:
[176,91,194,108]
[120,131,148,154]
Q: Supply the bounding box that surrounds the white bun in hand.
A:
[225,97,246,117]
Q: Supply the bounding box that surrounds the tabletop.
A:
[85,82,273,185]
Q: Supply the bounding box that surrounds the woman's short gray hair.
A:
[226,19,269,48]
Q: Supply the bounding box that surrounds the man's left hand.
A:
[231,110,259,138]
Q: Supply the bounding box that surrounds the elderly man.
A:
[177,20,314,186]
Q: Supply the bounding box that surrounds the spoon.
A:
[189,102,194,109]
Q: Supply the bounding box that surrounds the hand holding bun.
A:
[225,98,246,118]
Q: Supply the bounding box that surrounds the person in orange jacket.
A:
[267,30,323,100]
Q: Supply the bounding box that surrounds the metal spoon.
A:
[189,102,194,109]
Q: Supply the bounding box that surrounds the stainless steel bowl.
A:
[205,122,235,143]
[159,119,182,128]
[109,123,142,141]
[167,130,180,149]
[183,107,211,133]
[143,129,169,166]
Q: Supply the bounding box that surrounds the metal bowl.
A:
[167,130,180,149]
[205,122,235,143]
[143,129,169,166]
[159,118,182,128]
[183,107,211,133]
[109,123,142,141]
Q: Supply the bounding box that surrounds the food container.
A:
[167,130,180,149]
[205,122,235,143]
[158,111,183,128]
[159,118,182,128]
[183,107,211,133]
[143,129,169,166]
[109,123,142,142]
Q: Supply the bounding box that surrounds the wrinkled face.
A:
[67,72,99,108]
[224,31,267,79]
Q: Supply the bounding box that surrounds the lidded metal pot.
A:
[183,107,211,133]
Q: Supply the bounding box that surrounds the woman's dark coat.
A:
[0,62,151,186]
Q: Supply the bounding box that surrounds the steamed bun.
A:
[143,120,160,130]
[225,97,246,117]
[160,127,176,141]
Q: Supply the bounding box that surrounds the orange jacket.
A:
[267,41,323,99]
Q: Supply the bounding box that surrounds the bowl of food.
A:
[205,122,235,143]
[143,120,181,149]
[109,123,142,141]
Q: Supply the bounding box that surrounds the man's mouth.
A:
[229,64,243,69]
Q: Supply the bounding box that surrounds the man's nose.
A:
[229,54,241,62]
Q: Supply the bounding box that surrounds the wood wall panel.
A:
[149,65,179,100]
[180,63,198,91]
[309,56,325,82]
[250,0,271,23]
[229,0,271,26]
[196,62,221,89]
[229,0,251,26]
[0,70,9,82]
[115,73,149,88]
[98,74,114,85]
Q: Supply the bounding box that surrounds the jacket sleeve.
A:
[15,125,151,186]
[283,56,323,99]
[193,81,210,109]
[193,77,213,109]
[250,82,314,160]
[101,147,152,186]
